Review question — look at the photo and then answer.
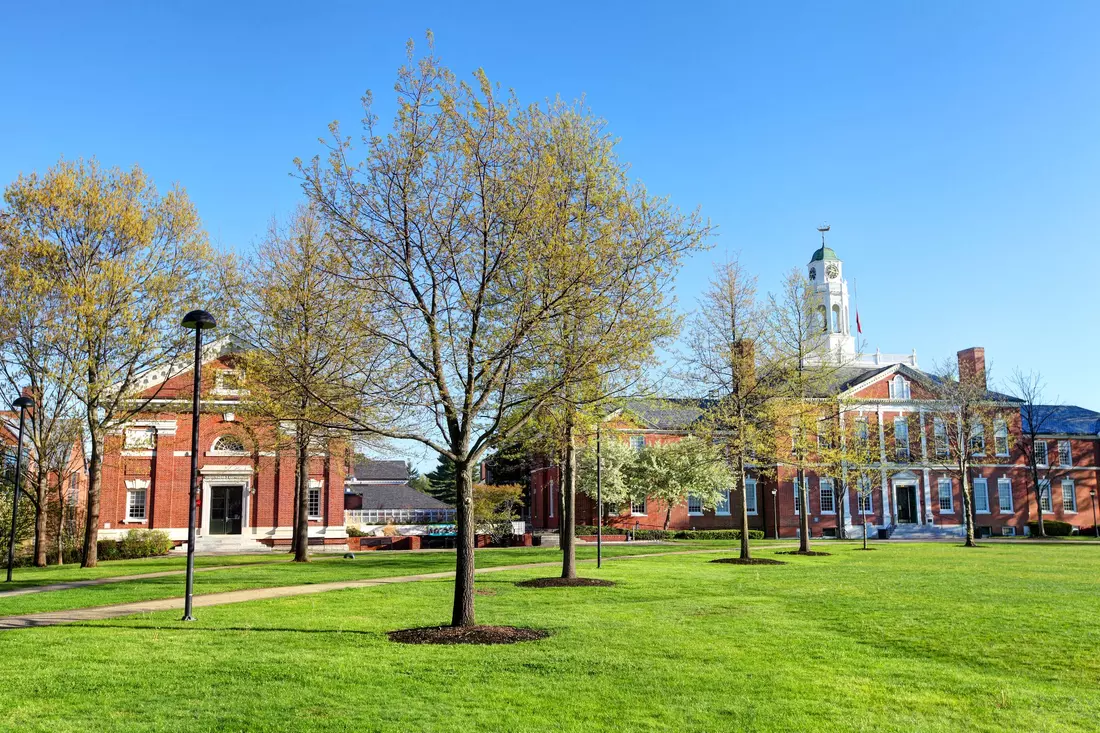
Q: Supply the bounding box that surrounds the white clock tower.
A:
[807,226,857,359]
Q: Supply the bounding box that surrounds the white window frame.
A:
[629,435,645,452]
[933,418,949,458]
[973,478,990,514]
[1002,526,1016,537]
[1058,441,1072,468]
[126,487,147,521]
[213,368,246,396]
[1034,440,1048,467]
[745,479,758,516]
[937,478,954,513]
[888,375,911,400]
[307,479,323,520]
[123,427,155,451]
[1061,479,1077,513]
[630,497,646,516]
[687,494,703,516]
[997,478,1014,514]
[209,434,248,456]
[855,417,870,447]
[819,478,836,515]
[969,423,985,456]
[993,419,1009,456]
[1039,479,1053,513]
[857,478,874,514]
[894,417,910,461]
[793,479,802,516]
[715,489,731,516]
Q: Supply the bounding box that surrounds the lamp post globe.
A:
[181,309,216,620]
[5,395,35,582]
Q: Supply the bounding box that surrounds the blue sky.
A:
[3,1,1099,431]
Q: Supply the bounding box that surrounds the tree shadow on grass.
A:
[66,622,382,636]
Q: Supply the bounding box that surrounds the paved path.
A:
[0,562,282,599]
[0,548,744,631]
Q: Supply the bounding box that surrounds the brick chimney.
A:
[957,347,986,389]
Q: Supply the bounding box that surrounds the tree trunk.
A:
[798,469,810,552]
[56,478,65,566]
[451,462,476,627]
[1030,463,1046,537]
[560,414,577,579]
[737,453,751,560]
[81,432,104,568]
[33,479,47,567]
[861,505,868,550]
[664,504,672,531]
[961,466,977,548]
[293,439,310,563]
[836,487,846,541]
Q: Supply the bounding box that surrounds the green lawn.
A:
[0,543,734,617]
[1,542,1097,732]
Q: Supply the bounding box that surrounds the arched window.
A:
[212,434,246,453]
[831,305,841,333]
[819,306,828,333]
[888,375,910,400]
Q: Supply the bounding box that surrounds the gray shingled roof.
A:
[1023,405,1100,436]
[351,459,409,482]
[618,399,707,430]
[350,482,453,510]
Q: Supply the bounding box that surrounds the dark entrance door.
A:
[209,486,243,535]
[895,484,917,524]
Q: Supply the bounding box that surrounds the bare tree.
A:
[1008,369,1066,538]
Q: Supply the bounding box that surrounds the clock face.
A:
[826,263,839,279]
[808,267,816,281]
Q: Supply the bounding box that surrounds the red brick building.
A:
[529,245,1100,539]
[97,336,348,552]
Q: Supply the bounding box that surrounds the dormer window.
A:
[211,434,248,455]
[214,368,245,396]
[888,375,911,400]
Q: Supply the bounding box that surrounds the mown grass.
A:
[0,543,746,617]
[0,542,1097,732]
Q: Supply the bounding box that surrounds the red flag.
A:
[856,311,862,334]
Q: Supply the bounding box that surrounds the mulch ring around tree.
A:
[388,625,549,645]
[708,557,787,566]
[775,550,833,557]
[514,577,617,588]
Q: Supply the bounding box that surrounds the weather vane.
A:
[817,223,830,246]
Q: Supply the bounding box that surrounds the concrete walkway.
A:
[0,562,282,599]
[0,548,740,631]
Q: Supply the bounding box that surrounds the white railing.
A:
[345,509,456,526]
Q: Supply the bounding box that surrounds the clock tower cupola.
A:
[807,225,856,359]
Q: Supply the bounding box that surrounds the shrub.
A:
[673,529,766,540]
[115,529,174,558]
[1027,520,1074,537]
[346,525,364,537]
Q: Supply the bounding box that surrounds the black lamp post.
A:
[5,395,35,582]
[771,488,778,539]
[181,309,216,621]
[595,423,602,569]
[1091,490,1098,539]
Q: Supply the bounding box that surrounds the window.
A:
[67,474,79,506]
[745,479,758,515]
[1034,440,1048,467]
[687,495,703,515]
[817,419,831,449]
[855,417,870,447]
[857,478,874,514]
[1002,526,1017,537]
[894,417,910,460]
[793,479,802,515]
[1039,480,1053,513]
[630,497,647,515]
[308,480,322,519]
[969,423,985,455]
[994,419,1009,456]
[934,419,949,458]
[548,481,555,517]
[127,488,147,521]
[123,427,155,450]
[888,375,911,400]
[629,435,645,452]
[1058,441,1072,468]
[997,478,1014,513]
[1062,480,1077,512]
[831,305,840,333]
[974,478,990,514]
[716,490,731,516]
[819,478,835,513]
[938,479,954,512]
[211,434,246,453]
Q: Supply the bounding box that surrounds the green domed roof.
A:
[810,246,838,262]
